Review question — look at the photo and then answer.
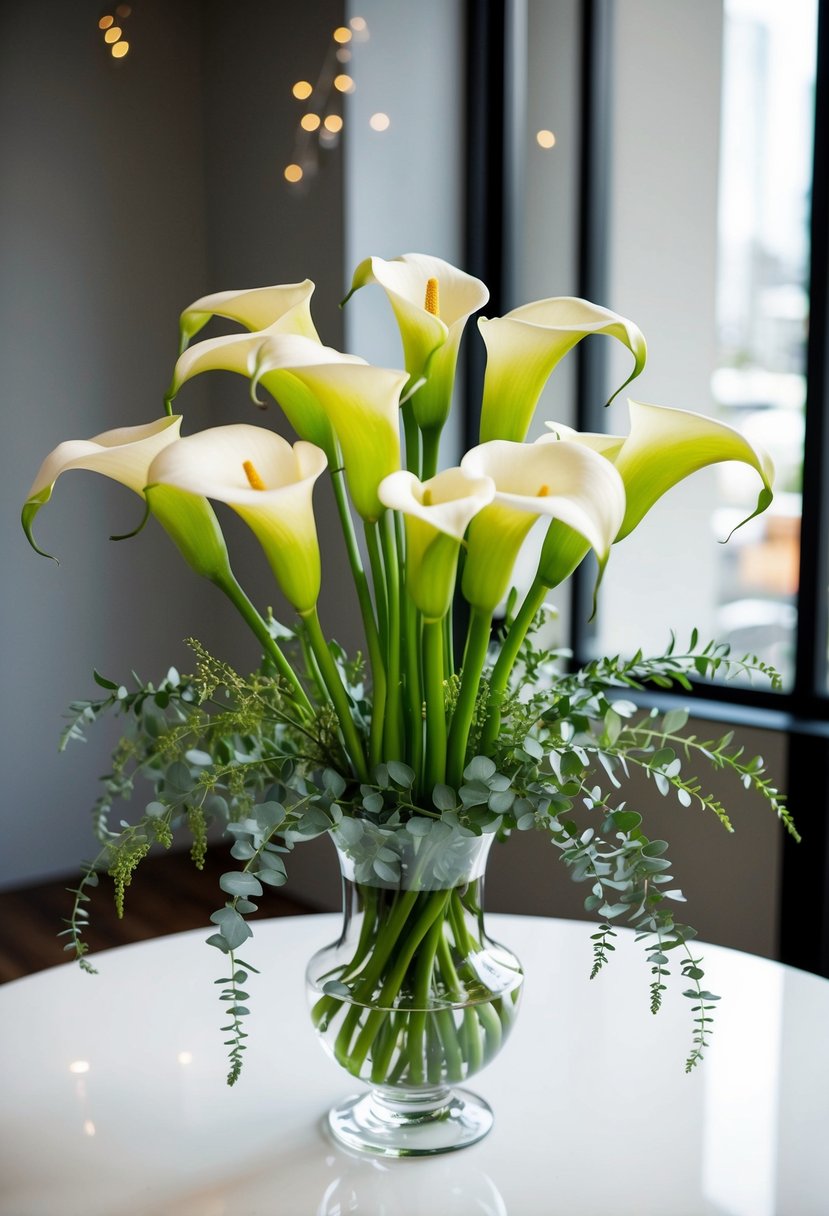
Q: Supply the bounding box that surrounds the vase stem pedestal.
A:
[328,1083,494,1157]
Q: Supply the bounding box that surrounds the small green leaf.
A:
[662,708,689,733]
[220,871,264,897]
[362,792,385,815]
[432,783,457,811]
[464,756,497,782]
[323,980,352,998]
[387,761,416,787]
[407,817,433,836]
[373,859,400,882]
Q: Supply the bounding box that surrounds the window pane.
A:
[594,0,816,690]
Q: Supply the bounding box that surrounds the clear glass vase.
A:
[306,818,524,1156]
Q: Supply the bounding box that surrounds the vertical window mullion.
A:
[780,2,829,976]
[571,0,614,659]
[794,1,829,706]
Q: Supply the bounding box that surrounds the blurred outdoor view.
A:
[708,0,817,687]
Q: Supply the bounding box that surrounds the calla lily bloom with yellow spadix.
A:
[533,397,776,592]
[22,415,312,712]
[459,439,626,616]
[147,424,326,616]
[147,424,369,779]
[378,468,495,622]
[446,438,626,785]
[176,280,321,353]
[478,297,647,444]
[344,253,489,474]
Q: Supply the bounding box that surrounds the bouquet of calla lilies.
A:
[23,253,792,1082]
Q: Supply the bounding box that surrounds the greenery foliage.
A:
[62,623,795,1081]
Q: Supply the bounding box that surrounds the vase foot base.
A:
[327,1085,493,1157]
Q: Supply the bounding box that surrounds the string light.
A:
[536,129,556,149]
[285,19,370,191]
[369,112,390,131]
[98,5,132,58]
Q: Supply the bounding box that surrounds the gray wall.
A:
[0,0,348,889]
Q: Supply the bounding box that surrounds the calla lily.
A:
[539,397,775,553]
[459,440,626,613]
[147,425,326,614]
[22,416,183,559]
[167,331,362,458]
[280,363,407,523]
[177,280,320,352]
[478,297,647,443]
[345,253,489,432]
[167,330,406,522]
[379,468,495,621]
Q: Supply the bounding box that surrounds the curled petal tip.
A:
[109,499,151,543]
[21,497,59,563]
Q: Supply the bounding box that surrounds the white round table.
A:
[0,914,826,1215]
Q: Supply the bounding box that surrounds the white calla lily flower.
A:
[460,440,626,613]
[379,468,495,620]
[23,416,183,558]
[275,363,407,523]
[177,280,320,352]
[167,331,363,455]
[479,297,647,443]
[147,425,327,614]
[167,328,405,521]
[345,252,489,434]
[540,397,775,540]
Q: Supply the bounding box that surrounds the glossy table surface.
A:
[1,913,827,1216]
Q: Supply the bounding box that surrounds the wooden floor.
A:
[0,847,312,984]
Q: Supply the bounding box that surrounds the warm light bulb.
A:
[104,25,122,43]
[369,112,390,131]
[333,26,352,43]
[69,1060,91,1074]
[83,1120,96,1137]
[111,41,129,58]
[300,113,321,131]
[335,48,351,63]
[536,129,556,149]
[177,1051,193,1065]
[292,80,312,100]
[334,74,354,93]
[115,3,131,15]
[284,164,303,183]
[324,114,343,133]
[350,16,367,31]
[98,15,114,30]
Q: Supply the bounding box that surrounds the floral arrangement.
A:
[23,253,795,1087]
